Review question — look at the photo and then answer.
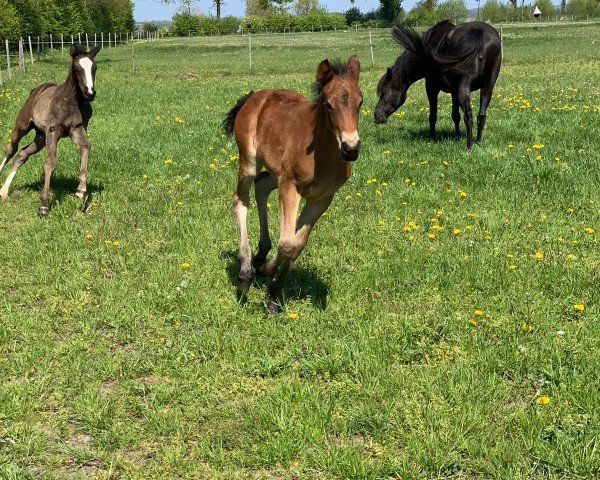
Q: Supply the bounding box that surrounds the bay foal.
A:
[224,56,362,314]
[0,44,101,214]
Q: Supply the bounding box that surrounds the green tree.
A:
[565,0,599,16]
[245,0,275,16]
[436,0,467,20]
[380,0,403,22]
[294,0,321,15]
[480,0,512,21]
[0,0,21,40]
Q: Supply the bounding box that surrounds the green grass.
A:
[1,23,600,479]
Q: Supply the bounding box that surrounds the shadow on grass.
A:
[409,127,462,143]
[20,174,104,207]
[220,250,329,311]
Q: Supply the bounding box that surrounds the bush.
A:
[480,0,513,22]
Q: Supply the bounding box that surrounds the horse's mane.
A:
[312,60,348,99]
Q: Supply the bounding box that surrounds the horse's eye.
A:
[323,102,333,110]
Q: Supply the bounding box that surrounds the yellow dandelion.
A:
[534,251,544,259]
[506,253,514,259]
[521,323,533,333]
[508,264,518,271]
[345,195,352,200]
[469,318,478,326]
[474,309,484,316]
[181,262,190,269]
[536,396,551,405]
[584,227,594,234]
[112,241,120,247]
[535,155,542,161]
[143,174,148,180]
[175,117,184,123]
[453,228,461,235]
[458,190,467,198]
[85,234,93,240]
[508,144,514,148]
[428,233,436,240]
[267,202,272,209]
[288,313,298,319]
[164,159,172,165]
[375,190,382,196]
[378,220,385,226]
[573,304,585,313]
[176,201,183,206]
[566,253,576,261]
[384,149,391,155]
[209,163,216,169]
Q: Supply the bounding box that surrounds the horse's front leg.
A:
[69,126,90,198]
[263,192,334,315]
[425,81,439,140]
[458,84,474,149]
[39,128,59,215]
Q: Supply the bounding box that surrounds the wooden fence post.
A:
[108,32,111,47]
[86,33,89,50]
[18,37,24,74]
[95,33,97,46]
[369,28,374,66]
[5,40,12,80]
[61,34,64,53]
[78,32,81,44]
[101,32,104,49]
[28,36,34,64]
[248,31,252,73]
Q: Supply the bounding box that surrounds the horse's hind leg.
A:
[425,81,439,140]
[451,92,460,137]
[458,84,474,149]
[0,120,33,179]
[0,131,45,199]
[253,171,277,270]
[476,86,495,144]
[233,152,259,295]
[39,128,59,215]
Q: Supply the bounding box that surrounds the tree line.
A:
[0,0,135,41]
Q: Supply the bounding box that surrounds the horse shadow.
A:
[20,174,104,208]
[220,250,329,311]
[409,127,462,143]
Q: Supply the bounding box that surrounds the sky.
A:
[133,0,482,22]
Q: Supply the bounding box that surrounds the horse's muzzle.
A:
[374,111,389,124]
[341,141,360,161]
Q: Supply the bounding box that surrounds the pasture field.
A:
[1,22,600,479]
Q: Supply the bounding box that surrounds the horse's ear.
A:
[386,67,392,80]
[70,44,83,58]
[316,59,333,87]
[89,45,101,59]
[346,55,360,82]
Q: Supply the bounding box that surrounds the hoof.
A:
[236,276,252,295]
[38,206,49,216]
[265,299,281,316]
[75,189,86,199]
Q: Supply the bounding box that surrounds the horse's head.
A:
[315,56,362,162]
[70,44,101,102]
[374,67,407,124]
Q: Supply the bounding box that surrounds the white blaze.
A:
[78,57,94,95]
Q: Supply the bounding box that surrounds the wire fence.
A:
[0,30,162,86]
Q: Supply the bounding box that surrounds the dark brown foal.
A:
[0,43,101,214]
[224,56,362,314]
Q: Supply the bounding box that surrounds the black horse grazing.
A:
[374,21,501,149]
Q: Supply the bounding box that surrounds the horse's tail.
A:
[392,24,428,60]
[429,28,485,75]
[223,91,254,135]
